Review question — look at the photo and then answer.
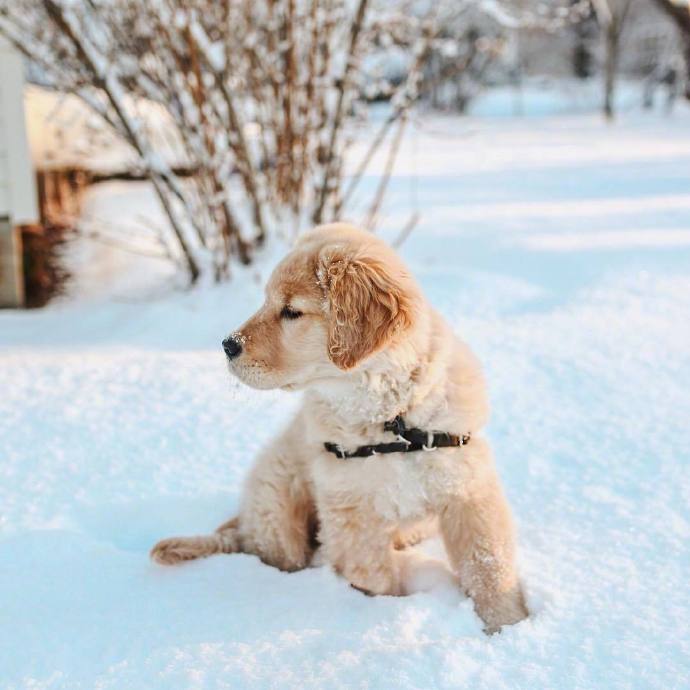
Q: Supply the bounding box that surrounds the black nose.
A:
[222,336,242,359]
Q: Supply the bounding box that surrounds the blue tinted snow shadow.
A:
[356,160,690,207]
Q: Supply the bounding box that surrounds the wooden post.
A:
[0,36,39,308]
[0,217,24,307]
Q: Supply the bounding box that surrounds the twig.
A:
[364,112,408,231]
[73,223,173,260]
[312,0,369,223]
[392,212,420,249]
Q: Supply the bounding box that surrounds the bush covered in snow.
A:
[0,0,597,284]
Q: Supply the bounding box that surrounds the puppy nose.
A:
[222,336,242,359]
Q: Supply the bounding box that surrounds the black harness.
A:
[324,415,471,460]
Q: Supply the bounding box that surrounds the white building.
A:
[0,36,38,307]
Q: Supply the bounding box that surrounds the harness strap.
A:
[324,415,471,460]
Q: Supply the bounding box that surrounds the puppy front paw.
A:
[476,588,529,634]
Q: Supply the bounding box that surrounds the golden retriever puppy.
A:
[151,223,528,633]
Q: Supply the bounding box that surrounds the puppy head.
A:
[224,223,418,390]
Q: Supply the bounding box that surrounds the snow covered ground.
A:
[2,106,690,689]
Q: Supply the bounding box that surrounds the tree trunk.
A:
[683,32,690,101]
[603,24,619,120]
[572,1,596,79]
[649,0,690,100]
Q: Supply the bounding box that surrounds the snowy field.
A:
[2,107,690,689]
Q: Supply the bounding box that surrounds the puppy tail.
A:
[150,517,242,565]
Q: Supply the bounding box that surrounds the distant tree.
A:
[571,1,598,78]
[418,1,593,110]
[591,0,637,119]
[421,26,504,113]
[649,0,690,99]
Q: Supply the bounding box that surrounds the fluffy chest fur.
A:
[310,444,472,523]
[302,313,489,524]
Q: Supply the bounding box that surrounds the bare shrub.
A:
[0,0,423,282]
[0,0,585,283]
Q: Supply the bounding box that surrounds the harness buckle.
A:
[383,415,406,437]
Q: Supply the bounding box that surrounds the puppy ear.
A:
[319,251,413,370]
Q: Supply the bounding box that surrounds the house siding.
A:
[0,36,37,307]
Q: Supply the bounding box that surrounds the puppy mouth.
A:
[225,357,280,390]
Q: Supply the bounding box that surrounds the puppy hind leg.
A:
[151,483,315,573]
[238,482,316,572]
[150,517,241,565]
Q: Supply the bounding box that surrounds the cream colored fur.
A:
[151,223,528,633]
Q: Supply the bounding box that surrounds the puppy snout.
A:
[222,336,242,359]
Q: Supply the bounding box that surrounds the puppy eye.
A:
[280,305,303,320]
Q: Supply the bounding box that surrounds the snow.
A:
[2,104,690,689]
[466,79,657,118]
